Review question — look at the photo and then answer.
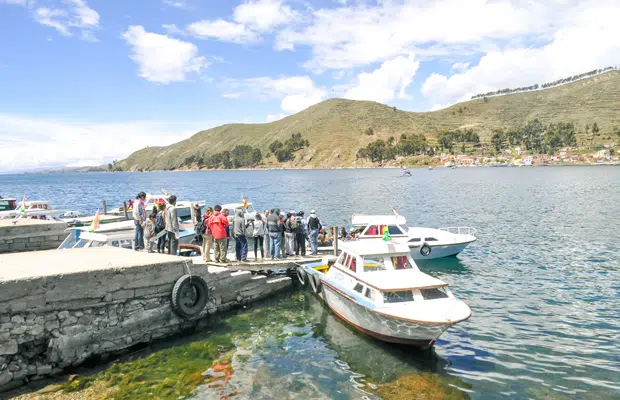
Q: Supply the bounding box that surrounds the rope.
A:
[184,259,193,281]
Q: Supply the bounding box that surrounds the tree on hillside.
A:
[364,127,374,136]
[491,130,504,152]
[592,122,600,136]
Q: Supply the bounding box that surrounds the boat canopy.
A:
[351,214,407,226]
[340,240,410,256]
[78,230,133,242]
[363,270,447,291]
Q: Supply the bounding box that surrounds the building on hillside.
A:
[522,156,533,166]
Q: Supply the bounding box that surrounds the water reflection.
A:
[416,257,472,277]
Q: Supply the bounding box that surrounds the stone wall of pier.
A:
[0,220,68,254]
[0,251,292,392]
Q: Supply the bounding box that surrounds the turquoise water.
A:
[1,167,619,399]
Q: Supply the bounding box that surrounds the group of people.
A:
[132,192,180,255]
[195,206,324,263]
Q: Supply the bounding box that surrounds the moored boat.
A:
[0,200,63,221]
[351,214,476,260]
[298,240,471,348]
[107,191,205,222]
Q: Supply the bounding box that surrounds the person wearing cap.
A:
[306,209,322,255]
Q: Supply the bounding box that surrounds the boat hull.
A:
[408,241,471,260]
[321,281,451,348]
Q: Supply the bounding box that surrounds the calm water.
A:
[1,167,620,399]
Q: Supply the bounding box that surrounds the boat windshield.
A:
[391,255,414,270]
[383,290,414,303]
[362,256,387,272]
[421,287,450,300]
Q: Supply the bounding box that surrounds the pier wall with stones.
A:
[0,220,68,254]
[0,248,292,392]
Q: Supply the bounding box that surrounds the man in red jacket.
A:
[208,205,230,263]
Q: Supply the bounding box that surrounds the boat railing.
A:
[438,227,477,236]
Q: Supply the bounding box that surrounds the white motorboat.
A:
[351,214,476,260]
[58,219,199,254]
[0,200,63,221]
[298,240,471,348]
[220,201,257,221]
[107,192,206,222]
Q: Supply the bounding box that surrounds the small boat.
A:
[107,191,205,222]
[298,240,471,348]
[220,201,257,221]
[60,210,84,219]
[351,214,476,260]
[0,200,63,221]
[0,197,17,211]
[58,219,198,254]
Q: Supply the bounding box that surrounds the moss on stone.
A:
[376,373,470,400]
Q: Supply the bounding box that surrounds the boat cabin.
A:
[325,241,453,306]
[351,214,409,238]
[0,197,17,211]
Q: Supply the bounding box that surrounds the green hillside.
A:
[117,70,620,171]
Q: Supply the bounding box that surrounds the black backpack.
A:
[195,217,206,235]
[308,216,321,231]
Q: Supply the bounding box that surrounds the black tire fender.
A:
[171,274,209,319]
[420,242,432,257]
[296,267,308,286]
[309,273,322,295]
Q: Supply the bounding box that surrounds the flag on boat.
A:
[242,197,248,209]
[89,209,101,232]
[162,188,169,196]
[381,225,391,242]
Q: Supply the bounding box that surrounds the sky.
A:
[1,0,619,172]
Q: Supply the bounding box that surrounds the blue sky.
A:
[1,0,619,172]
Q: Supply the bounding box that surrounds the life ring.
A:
[171,274,209,319]
[420,243,432,257]
[296,267,308,286]
[309,274,322,295]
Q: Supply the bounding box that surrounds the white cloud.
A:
[222,92,241,99]
[344,54,419,103]
[32,0,99,38]
[0,0,27,5]
[162,23,184,36]
[266,113,286,122]
[186,19,255,43]
[186,0,298,43]
[223,75,326,114]
[451,62,470,72]
[0,114,226,172]
[121,25,208,84]
[421,2,620,103]
[163,0,189,9]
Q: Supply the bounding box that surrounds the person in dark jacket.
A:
[267,208,283,260]
[306,210,322,255]
[232,208,248,261]
[296,211,307,256]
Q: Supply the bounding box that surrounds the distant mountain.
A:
[116,70,620,171]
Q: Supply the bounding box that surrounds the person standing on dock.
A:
[232,208,248,262]
[296,211,307,257]
[284,213,297,256]
[156,203,167,253]
[223,208,231,251]
[165,195,180,256]
[132,192,147,250]
[252,213,265,260]
[267,208,283,260]
[202,207,214,262]
[262,209,270,258]
[307,210,322,255]
[208,205,230,263]
[143,212,157,252]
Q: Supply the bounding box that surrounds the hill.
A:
[117,70,620,171]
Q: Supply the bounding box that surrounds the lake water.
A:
[1,167,619,399]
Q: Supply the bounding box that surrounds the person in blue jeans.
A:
[132,192,147,250]
[267,207,283,260]
[232,208,248,261]
[306,209,322,255]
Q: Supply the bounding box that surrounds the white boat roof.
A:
[221,202,253,209]
[351,214,407,226]
[362,270,447,291]
[340,240,410,256]
[79,230,133,242]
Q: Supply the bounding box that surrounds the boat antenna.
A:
[388,204,399,216]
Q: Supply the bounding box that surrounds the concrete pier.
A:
[0,220,67,254]
[0,247,292,392]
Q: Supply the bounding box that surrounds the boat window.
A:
[388,225,403,235]
[72,239,89,249]
[90,241,105,248]
[362,257,387,272]
[337,252,348,266]
[383,290,414,303]
[391,256,414,270]
[365,287,374,301]
[365,225,379,235]
[421,288,450,300]
[424,237,438,242]
[409,238,421,242]
[353,283,364,293]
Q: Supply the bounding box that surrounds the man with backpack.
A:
[284,213,298,257]
[307,209,322,256]
[296,211,307,257]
